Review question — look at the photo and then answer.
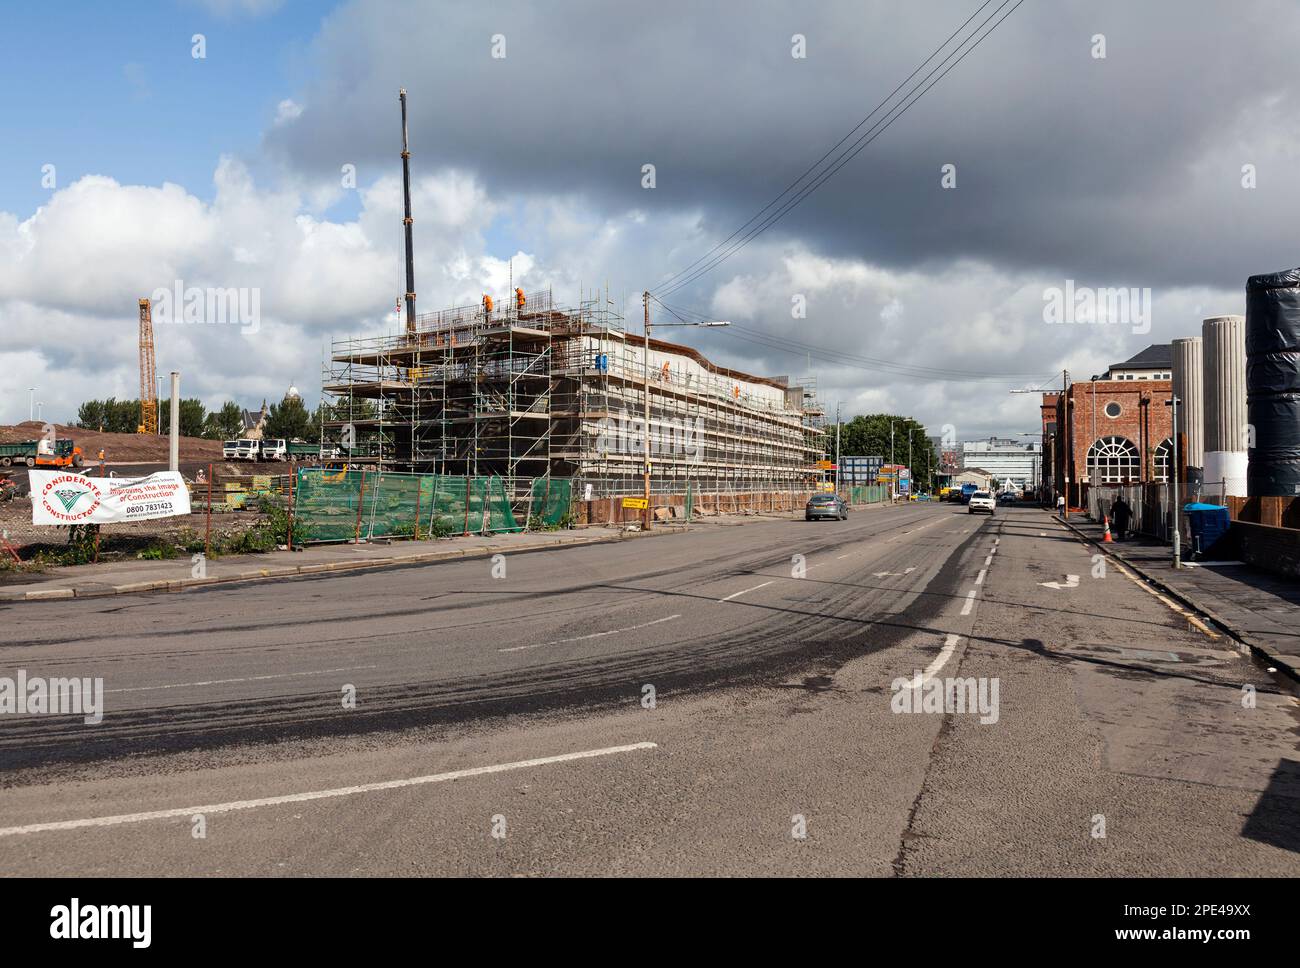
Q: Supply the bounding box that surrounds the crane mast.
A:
[138,298,158,435]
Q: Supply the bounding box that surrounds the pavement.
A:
[1,503,1295,876]
[1060,514,1300,681]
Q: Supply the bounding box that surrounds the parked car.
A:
[968,491,996,515]
[998,491,1017,505]
[805,493,849,521]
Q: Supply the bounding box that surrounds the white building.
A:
[961,438,1041,488]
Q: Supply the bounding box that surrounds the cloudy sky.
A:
[1,0,1294,440]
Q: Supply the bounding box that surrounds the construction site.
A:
[321,288,830,513]
[313,91,831,525]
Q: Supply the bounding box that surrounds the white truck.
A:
[259,439,288,461]
[223,439,260,461]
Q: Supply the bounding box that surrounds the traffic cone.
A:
[1102,515,1113,542]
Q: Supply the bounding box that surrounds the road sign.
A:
[816,459,834,470]
[622,497,649,510]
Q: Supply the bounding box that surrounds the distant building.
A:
[241,399,268,440]
[961,437,1041,488]
[1041,343,1176,505]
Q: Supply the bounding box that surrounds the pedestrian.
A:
[1056,494,1066,516]
[1111,496,1132,542]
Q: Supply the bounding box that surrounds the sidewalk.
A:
[1060,514,1300,680]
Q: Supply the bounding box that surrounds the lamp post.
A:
[1165,395,1181,569]
[640,291,729,529]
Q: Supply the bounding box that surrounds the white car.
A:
[967,491,996,515]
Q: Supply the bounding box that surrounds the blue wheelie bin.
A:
[1182,503,1231,560]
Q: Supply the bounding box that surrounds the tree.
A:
[203,401,244,439]
[264,393,312,440]
[76,400,106,431]
[159,398,207,438]
[834,413,938,491]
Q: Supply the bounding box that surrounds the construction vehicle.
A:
[0,439,84,468]
[137,298,158,435]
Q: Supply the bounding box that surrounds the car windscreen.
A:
[810,495,836,503]
[973,492,991,499]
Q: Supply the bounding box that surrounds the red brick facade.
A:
[1041,379,1174,503]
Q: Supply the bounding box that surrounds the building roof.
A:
[1109,343,1172,371]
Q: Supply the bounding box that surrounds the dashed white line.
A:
[983,555,993,567]
[0,742,660,838]
[719,581,774,603]
[975,568,987,586]
[500,615,680,652]
[961,590,977,616]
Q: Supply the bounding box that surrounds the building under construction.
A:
[321,289,828,498]
[320,89,827,507]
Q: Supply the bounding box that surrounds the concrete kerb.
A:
[1054,514,1300,683]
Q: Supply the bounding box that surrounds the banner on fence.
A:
[29,470,192,525]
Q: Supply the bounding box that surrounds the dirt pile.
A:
[0,421,223,462]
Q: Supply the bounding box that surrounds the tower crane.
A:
[137,298,158,435]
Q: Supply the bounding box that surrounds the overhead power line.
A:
[652,0,1026,300]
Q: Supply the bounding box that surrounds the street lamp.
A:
[640,291,729,529]
[1165,395,1181,569]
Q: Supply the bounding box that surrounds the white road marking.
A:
[0,742,660,838]
[993,538,1000,546]
[500,615,680,652]
[836,554,850,559]
[961,590,977,615]
[719,581,774,603]
[905,633,961,688]
[983,555,993,567]
[975,568,987,586]
[105,665,379,694]
[1038,575,1080,590]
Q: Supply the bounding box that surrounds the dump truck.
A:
[0,438,84,468]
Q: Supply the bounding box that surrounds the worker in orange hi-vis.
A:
[483,294,493,315]
[515,287,525,311]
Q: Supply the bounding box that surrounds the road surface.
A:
[1,503,1296,875]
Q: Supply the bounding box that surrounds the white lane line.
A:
[975,568,987,586]
[983,555,993,567]
[0,742,659,838]
[500,615,680,652]
[993,537,1000,546]
[989,545,997,555]
[719,580,774,602]
[905,633,961,688]
[961,590,977,616]
[106,665,378,694]
[836,554,850,559]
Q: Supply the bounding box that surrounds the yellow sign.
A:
[816,460,834,470]
[622,497,649,510]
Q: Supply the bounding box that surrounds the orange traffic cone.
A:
[1102,515,1113,542]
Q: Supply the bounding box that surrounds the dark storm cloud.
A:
[267,0,1300,298]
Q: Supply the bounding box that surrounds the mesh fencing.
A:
[293,468,529,542]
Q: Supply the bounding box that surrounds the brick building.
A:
[1040,345,1176,504]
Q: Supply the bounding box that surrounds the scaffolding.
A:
[322,292,828,498]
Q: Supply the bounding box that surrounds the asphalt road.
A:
[1,503,1296,876]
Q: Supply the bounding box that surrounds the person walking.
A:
[1056,494,1066,516]
[1111,495,1132,542]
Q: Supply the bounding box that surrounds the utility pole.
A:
[642,290,651,530]
[638,293,729,529]
[1062,369,1071,520]
[169,372,180,472]
[890,420,896,499]
[834,402,841,493]
[1167,394,1181,568]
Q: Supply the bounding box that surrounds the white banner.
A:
[29,471,192,526]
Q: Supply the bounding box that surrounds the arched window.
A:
[1087,435,1140,483]
[1152,437,1174,483]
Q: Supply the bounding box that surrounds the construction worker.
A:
[515,287,525,311]
[483,293,494,316]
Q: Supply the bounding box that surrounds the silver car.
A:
[806,493,848,521]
